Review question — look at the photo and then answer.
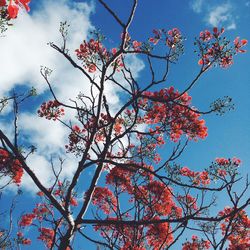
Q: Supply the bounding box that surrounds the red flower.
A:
[33,203,51,221]
[216,157,229,165]
[180,167,195,177]
[197,27,246,69]
[88,64,96,73]
[217,168,227,177]
[8,2,19,19]
[213,27,224,38]
[38,227,55,248]
[218,207,250,249]
[21,238,32,245]
[17,0,30,12]
[234,37,248,53]
[199,171,210,185]
[166,28,182,48]
[0,0,6,7]
[38,100,64,121]
[0,149,24,185]
[70,197,78,206]
[92,187,117,214]
[114,118,124,135]
[12,159,24,185]
[149,29,161,45]
[199,30,212,41]
[182,235,210,250]
[146,218,173,248]
[17,231,23,237]
[132,40,142,51]
[232,157,241,165]
[19,213,36,227]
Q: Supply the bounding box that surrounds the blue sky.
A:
[0,0,250,249]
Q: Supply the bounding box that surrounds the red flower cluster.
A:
[234,37,248,53]
[93,164,185,248]
[177,194,198,212]
[65,113,122,154]
[219,207,250,249]
[105,165,183,216]
[95,221,145,250]
[182,235,210,250]
[197,27,247,68]
[149,29,162,45]
[92,187,117,214]
[17,232,32,245]
[149,28,183,49]
[216,157,241,166]
[215,157,230,165]
[0,0,31,19]
[140,87,208,142]
[113,118,124,135]
[110,47,124,70]
[65,125,87,154]
[37,191,44,196]
[215,157,241,177]
[95,218,174,250]
[0,148,23,185]
[0,148,10,168]
[132,40,142,51]
[38,100,65,121]
[20,203,54,227]
[21,238,31,245]
[70,197,78,206]
[145,181,176,216]
[17,180,79,248]
[180,167,210,186]
[12,159,23,184]
[146,217,174,248]
[75,39,123,73]
[75,39,106,73]
[32,203,51,221]
[38,227,55,249]
[199,30,213,42]
[19,213,36,227]
[166,28,182,48]
[106,166,135,192]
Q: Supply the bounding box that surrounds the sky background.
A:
[0,0,250,249]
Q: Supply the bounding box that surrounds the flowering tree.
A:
[0,0,249,249]
[0,0,30,33]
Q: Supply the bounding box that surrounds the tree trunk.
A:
[58,228,74,250]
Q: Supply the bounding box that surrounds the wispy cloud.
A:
[207,4,236,29]
[190,1,237,30]
[190,0,204,13]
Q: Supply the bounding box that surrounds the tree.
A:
[0,0,249,249]
[0,0,30,33]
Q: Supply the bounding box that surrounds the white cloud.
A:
[190,1,237,30]
[19,113,68,153]
[207,4,236,29]
[226,22,236,30]
[0,0,94,192]
[191,0,204,13]
[24,154,52,189]
[0,0,94,97]
[0,0,145,192]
